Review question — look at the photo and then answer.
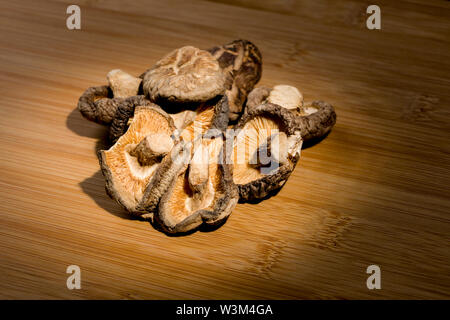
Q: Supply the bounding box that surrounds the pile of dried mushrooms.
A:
[78,39,336,234]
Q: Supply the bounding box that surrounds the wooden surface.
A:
[0,0,449,299]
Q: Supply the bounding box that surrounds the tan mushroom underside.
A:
[162,137,225,226]
[179,105,216,142]
[232,115,287,185]
[100,106,175,212]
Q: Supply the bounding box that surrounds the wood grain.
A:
[0,0,449,299]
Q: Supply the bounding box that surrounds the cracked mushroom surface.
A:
[157,134,238,234]
[246,85,336,142]
[231,103,302,201]
[98,105,179,216]
[142,46,226,105]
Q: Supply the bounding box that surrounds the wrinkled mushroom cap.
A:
[143,46,226,103]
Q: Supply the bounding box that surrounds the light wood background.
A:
[0,0,449,299]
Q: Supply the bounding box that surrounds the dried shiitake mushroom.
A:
[138,45,232,143]
[78,85,119,125]
[81,40,261,144]
[99,105,182,216]
[157,134,238,234]
[294,100,337,142]
[142,46,226,105]
[246,85,336,142]
[76,40,338,234]
[78,70,143,125]
[231,103,302,202]
[207,39,262,121]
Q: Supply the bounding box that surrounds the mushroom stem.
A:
[107,69,142,98]
[249,132,288,169]
[130,133,174,166]
[188,145,210,194]
[270,132,288,165]
[267,85,303,110]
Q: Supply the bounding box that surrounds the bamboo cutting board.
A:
[0,0,449,299]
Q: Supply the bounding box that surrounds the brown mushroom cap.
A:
[98,105,178,215]
[143,46,226,104]
[157,135,238,234]
[231,103,302,202]
[208,39,262,121]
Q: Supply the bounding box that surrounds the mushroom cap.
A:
[294,100,337,142]
[143,46,226,103]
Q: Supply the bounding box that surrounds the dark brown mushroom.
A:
[246,85,336,142]
[77,70,143,125]
[77,85,122,125]
[207,39,262,121]
[294,100,336,142]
